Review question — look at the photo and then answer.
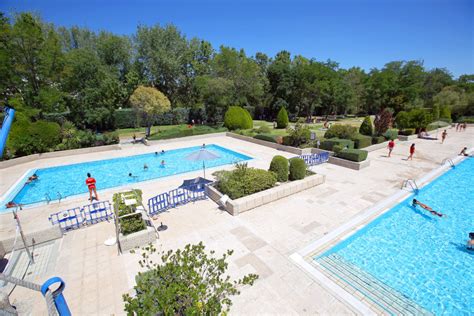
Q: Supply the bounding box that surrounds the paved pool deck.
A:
[1,126,473,315]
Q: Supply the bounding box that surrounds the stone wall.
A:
[328,156,371,170]
[0,226,63,254]
[119,226,157,252]
[207,174,325,216]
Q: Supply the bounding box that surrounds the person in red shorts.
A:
[408,143,415,160]
[86,173,99,201]
[387,139,395,157]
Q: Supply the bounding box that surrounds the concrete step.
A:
[317,254,432,316]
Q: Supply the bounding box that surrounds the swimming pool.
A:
[316,158,473,315]
[2,144,251,210]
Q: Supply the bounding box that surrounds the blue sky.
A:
[1,0,473,77]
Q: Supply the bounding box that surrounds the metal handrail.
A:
[57,192,63,203]
[44,193,52,204]
[441,158,455,168]
[401,179,419,193]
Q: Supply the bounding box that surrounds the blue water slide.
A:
[0,106,15,158]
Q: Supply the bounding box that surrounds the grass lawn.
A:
[116,117,364,142]
[117,125,227,141]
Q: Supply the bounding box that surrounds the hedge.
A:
[320,138,354,151]
[352,134,372,149]
[269,155,289,182]
[115,108,136,128]
[383,128,398,140]
[371,136,385,144]
[289,158,306,180]
[337,149,368,162]
[215,166,277,199]
[253,134,277,143]
[324,124,357,139]
[359,116,373,136]
[224,106,253,130]
[457,116,474,123]
[276,107,289,128]
[399,128,415,136]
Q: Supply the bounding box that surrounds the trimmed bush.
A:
[224,106,253,130]
[289,158,306,181]
[383,128,398,140]
[333,145,343,154]
[371,136,385,144]
[276,107,289,128]
[320,138,354,151]
[269,155,289,182]
[256,125,271,134]
[359,116,373,136]
[282,135,292,146]
[457,116,474,123]
[337,149,368,162]
[215,164,277,199]
[352,134,372,149]
[287,122,311,146]
[254,134,277,143]
[324,124,357,140]
[427,120,450,131]
[399,128,415,136]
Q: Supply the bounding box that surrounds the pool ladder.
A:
[402,179,419,194]
[44,193,52,204]
[57,192,63,203]
[441,158,455,168]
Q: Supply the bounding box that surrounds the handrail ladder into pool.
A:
[441,157,455,168]
[401,179,419,194]
[291,153,472,315]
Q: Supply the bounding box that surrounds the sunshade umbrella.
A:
[185,149,220,179]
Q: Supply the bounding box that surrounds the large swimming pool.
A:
[2,144,251,210]
[317,158,473,315]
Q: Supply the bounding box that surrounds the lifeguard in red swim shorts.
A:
[85,173,99,201]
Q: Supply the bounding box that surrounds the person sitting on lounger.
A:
[412,199,444,217]
[467,232,474,251]
[25,173,39,184]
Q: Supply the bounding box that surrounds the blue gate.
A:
[169,188,190,207]
[83,201,113,224]
[148,193,170,215]
[48,207,84,231]
[299,152,330,166]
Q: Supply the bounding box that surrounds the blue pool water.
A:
[317,158,473,315]
[6,144,251,208]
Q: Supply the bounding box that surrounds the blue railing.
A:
[49,201,113,231]
[298,152,330,166]
[148,185,209,216]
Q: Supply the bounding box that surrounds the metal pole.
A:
[203,161,206,179]
[13,210,34,264]
[113,199,122,255]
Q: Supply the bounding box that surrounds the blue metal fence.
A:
[299,152,330,166]
[147,184,210,216]
[148,193,171,215]
[49,201,113,232]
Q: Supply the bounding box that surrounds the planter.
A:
[119,226,157,252]
[226,132,311,155]
[206,174,325,216]
[328,156,370,170]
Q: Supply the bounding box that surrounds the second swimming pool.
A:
[5,144,251,209]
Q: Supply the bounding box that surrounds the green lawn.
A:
[116,117,365,142]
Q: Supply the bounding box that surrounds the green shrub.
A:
[320,138,354,151]
[426,121,450,131]
[119,213,146,235]
[115,108,137,128]
[333,145,343,154]
[215,164,277,199]
[439,106,451,122]
[324,124,357,140]
[256,125,271,134]
[269,155,289,182]
[457,116,474,123]
[8,118,62,156]
[287,123,311,146]
[371,136,385,144]
[359,116,373,136]
[395,111,411,129]
[337,149,368,162]
[352,134,372,149]
[282,135,292,146]
[383,128,398,140]
[399,128,415,136]
[253,134,277,143]
[276,107,289,128]
[289,158,306,180]
[224,106,253,130]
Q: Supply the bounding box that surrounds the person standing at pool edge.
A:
[86,173,99,201]
[408,143,415,160]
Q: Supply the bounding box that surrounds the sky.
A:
[1,0,473,77]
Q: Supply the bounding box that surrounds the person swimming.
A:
[5,201,18,208]
[25,173,39,184]
[160,160,165,167]
[467,232,474,251]
[161,150,165,154]
[412,199,444,217]
[128,172,138,178]
[144,163,148,170]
